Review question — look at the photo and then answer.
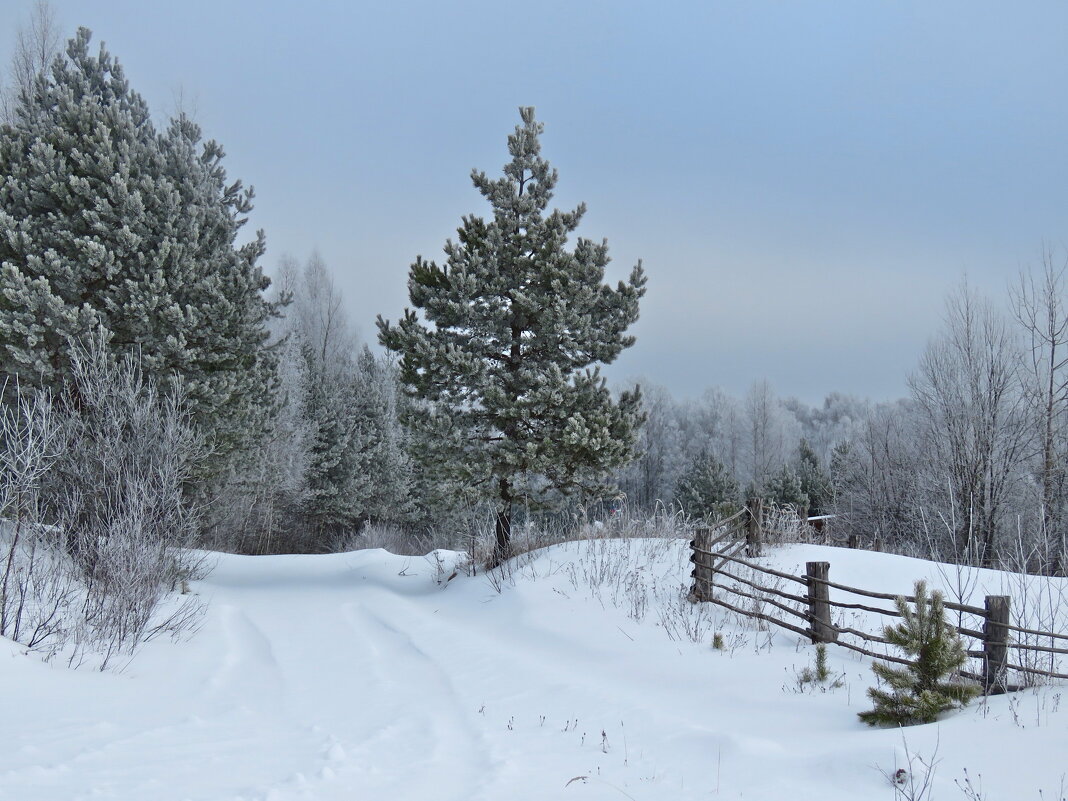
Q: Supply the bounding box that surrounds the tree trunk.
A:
[492,478,513,566]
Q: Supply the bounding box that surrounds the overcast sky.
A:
[3,0,1067,404]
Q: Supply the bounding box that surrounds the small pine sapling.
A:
[859,581,980,727]
[815,641,830,682]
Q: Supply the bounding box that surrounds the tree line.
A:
[619,267,1068,575]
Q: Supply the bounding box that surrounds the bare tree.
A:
[1011,247,1068,570]
[54,334,207,665]
[615,380,684,510]
[909,283,1032,565]
[743,380,798,490]
[293,250,357,366]
[831,399,923,550]
[1,333,206,665]
[0,1,61,123]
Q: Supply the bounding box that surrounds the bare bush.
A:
[1,335,207,667]
[761,502,816,545]
[0,383,68,651]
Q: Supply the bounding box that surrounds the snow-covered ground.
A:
[2,539,1066,800]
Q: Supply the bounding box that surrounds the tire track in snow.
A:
[329,601,495,801]
[344,580,792,800]
[205,603,285,702]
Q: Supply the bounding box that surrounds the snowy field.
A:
[2,538,1067,801]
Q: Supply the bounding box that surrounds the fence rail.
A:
[689,500,1068,692]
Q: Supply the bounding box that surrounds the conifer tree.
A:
[763,463,809,511]
[350,347,415,525]
[859,581,979,726]
[300,337,363,540]
[378,107,646,562]
[797,438,831,514]
[674,449,739,519]
[0,29,278,473]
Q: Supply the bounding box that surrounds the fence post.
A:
[689,527,713,602]
[983,595,1010,692]
[746,497,763,557]
[805,561,837,644]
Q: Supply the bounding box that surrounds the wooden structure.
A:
[689,502,1068,693]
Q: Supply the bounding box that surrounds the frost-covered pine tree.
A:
[155,113,279,469]
[797,437,831,514]
[301,345,417,542]
[350,347,415,525]
[674,449,739,519]
[0,29,278,474]
[763,463,809,511]
[378,107,646,562]
[859,581,979,726]
[300,337,364,540]
[275,253,414,545]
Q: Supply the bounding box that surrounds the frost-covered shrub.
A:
[2,335,206,666]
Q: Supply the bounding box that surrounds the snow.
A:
[2,539,1066,800]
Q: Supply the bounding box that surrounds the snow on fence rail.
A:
[689,500,1068,693]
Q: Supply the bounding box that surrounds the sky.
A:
[2,0,1067,404]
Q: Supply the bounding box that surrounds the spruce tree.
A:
[0,29,278,473]
[859,581,979,726]
[378,107,646,562]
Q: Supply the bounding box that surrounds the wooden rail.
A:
[689,502,1068,692]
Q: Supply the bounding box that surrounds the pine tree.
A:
[278,249,416,545]
[797,437,831,514]
[300,337,363,542]
[378,107,646,562]
[859,580,980,726]
[155,113,279,469]
[674,449,739,519]
[300,344,416,542]
[0,29,279,473]
[763,463,809,511]
[350,347,415,525]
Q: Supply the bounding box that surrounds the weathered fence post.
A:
[746,497,763,557]
[689,527,713,602]
[983,595,1010,692]
[805,561,837,644]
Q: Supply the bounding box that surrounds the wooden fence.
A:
[689,500,1068,693]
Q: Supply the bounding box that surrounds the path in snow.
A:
[2,542,1066,801]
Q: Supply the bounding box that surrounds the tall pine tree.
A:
[0,29,279,474]
[378,108,646,563]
